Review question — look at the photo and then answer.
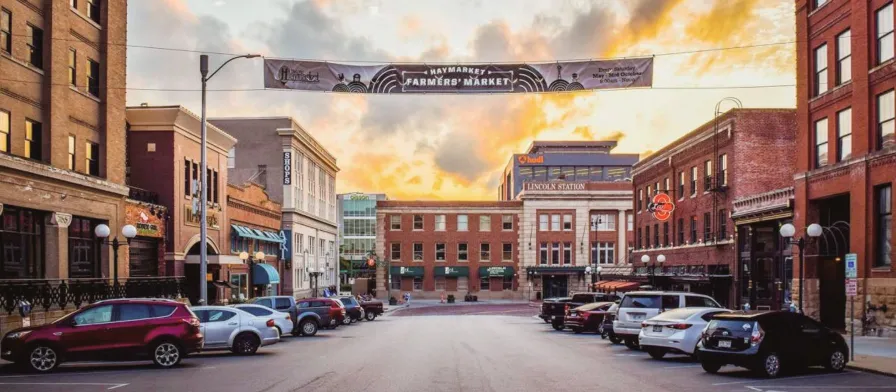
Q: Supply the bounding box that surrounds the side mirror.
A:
[614,299,621,304]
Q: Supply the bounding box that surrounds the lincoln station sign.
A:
[523,182,587,191]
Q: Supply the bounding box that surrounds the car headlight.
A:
[6,331,31,339]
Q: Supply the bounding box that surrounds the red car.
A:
[1,298,203,372]
[564,302,614,334]
[327,298,347,327]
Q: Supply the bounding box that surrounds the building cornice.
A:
[0,153,130,196]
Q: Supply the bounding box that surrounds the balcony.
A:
[0,277,186,315]
[129,186,160,204]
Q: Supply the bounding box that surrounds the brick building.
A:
[226,182,284,301]
[797,0,896,332]
[0,0,130,281]
[126,105,237,304]
[375,201,523,300]
[632,109,797,308]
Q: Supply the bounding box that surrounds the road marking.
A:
[107,384,129,390]
[0,382,127,387]
[747,387,896,390]
[712,370,855,386]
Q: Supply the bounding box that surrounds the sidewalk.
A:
[846,335,896,377]
[383,299,532,314]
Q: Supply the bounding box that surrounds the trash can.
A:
[536,292,542,300]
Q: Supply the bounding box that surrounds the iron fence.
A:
[0,277,186,315]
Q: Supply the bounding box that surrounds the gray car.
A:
[232,304,293,337]
[192,306,280,355]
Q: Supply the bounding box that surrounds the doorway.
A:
[543,275,568,298]
[813,195,850,330]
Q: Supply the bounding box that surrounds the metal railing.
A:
[0,277,186,315]
[128,186,161,204]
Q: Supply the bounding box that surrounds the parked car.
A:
[613,291,722,350]
[232,304,292,337]
[338,296,363,324]
[697,310,849,378]
[192,306,279,355]
[564,302,614,334]
[638,307,732,359]
[250,296,341,335]
[0,298,203,373]
[600,302,622,344]
[359,298,384,321]
[250,296,299,331]
[541,293,619,330]
[539,297,571,324]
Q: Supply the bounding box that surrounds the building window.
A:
[0,110,9,153]
[539,242,548,265]
[592,213,615,231]
[690,216,697,243]
[390,243,401,260]
[413,277,423,291]
[24,119,41,161]
[27,24,42,69]
[539,214,548,231]
[69,217,100,278]
[68,49,77,86]
[435,243,446,261]
[480,243,490,261]
[836,30,851,85]
[413,215,423,230]
[593,242,614,264]
[677,218,684,245]
[390,215,401,230]
[878,3,894,65]
[837,108,852,162]
[653,224,659,247]
[413,243,423,261]
[551,214,560,231]
[718,209,728,240]
[479,215,490,231]
[212,170,218,203]
[645,226,650,248]
[703,212,712,242]
[815,118,829,168]
[551,242,560,265]
[879,90,896,150]
[636,228,642,249]
[703,160,713,191]
[663,222,669,246]
[647,185,652,198]
[638,189,643,211]
[457,215,468,231]
[458,243,468,261]
[480,276,490,291]
[563,214,572,231]
[562,242,572,265]
[677,172,685,199]
[627,214,632,231]
[690,167,697,196]
[814,43,828,96]
[0,9,10,54]
[435,215,446,231]
[718,154,728,186]
[87,59,99,97]
[227,147,235,168]
[875,185,893,268]
[87,0,100,22]
[391,276,401,290]
[502,215,513,230]
[502,276,513,290]
[814,0,827,9]
[434,276,446,291]
[503,243,512,261]
[67,136,75,170]
[664,178,670,194]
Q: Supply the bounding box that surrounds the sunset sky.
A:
[126,0,796,200]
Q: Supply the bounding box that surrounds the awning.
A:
[231,224,284,243]
[594,280,640,292]
[433,266,469,277]
[479,266,514,277]
[253,263,281,285]
[390,266,425,277]
[208,280,237,289]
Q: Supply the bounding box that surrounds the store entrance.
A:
[543,275,568,298]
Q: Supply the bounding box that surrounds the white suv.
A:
[612,291,722,349]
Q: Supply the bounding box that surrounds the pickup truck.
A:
[540,293,620,330]
[359,299,384,321]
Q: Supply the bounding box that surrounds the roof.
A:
[527,140,619,154]
[377,200,523,209]
[713,310,785,319]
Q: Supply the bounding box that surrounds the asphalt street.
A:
[0,306,893,392]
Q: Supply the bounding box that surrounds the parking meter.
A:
[17,300,32,317]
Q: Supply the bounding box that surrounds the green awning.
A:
[390,266,425,277]
[433,266,469,277]
[232,224,284,243]
[252,263,281,285]
[479,266,514,277]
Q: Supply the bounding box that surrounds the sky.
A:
[126,0,796,201]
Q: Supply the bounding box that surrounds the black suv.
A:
[338,297,363,324]
[697,310,849,378]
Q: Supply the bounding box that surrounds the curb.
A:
[847,364,896,378]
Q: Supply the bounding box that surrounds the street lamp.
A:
[239,251,265,298]
[94,224,138,287]
[197,53,260,306]
[779,222,823,313]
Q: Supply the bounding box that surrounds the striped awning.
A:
[231,224,285,243]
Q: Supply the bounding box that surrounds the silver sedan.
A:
[232,304,294,337]
[638,307,733,359]
[192,306,280,355]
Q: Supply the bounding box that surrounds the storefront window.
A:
[480,276,490,291]
[532,167,547,181]
[519,167,533,182]
[413,276,423,291]
[435,277,446,291]
[503,276,513,290]
[129,237,159,277]
[391,276,401,290]
[230,273,248,301]
[0,206,44,279]
[69,216,101,278]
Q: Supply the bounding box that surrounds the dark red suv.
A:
[1,298,203,372]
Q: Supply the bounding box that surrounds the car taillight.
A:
[564,304,569,315]
[330,301,341,310]
[667,323,692,330]
[641,322,649,328]
[285,315,291,321]
[266,319,275,328]
[184,317,200,327]
[750,322,764,346]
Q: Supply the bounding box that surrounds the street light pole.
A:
[779,223,823,313]
[198,53,259,305]
[94,224,137,289]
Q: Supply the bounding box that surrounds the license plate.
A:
[652,325,663,333]
[570,312,577,317]
[717,340,732,348]
[630,313,645,320]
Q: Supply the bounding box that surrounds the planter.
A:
[447,294,455,303]
[389,297,398,305]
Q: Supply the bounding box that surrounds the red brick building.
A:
[375,201,523,300]
[226,182,285,301]
[632,109,797,308]
[796,0,896,332]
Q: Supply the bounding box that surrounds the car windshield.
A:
[620,295,661,309]
[571,294,596,303]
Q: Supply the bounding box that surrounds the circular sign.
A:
[648,193,676,222]
[367,258,376,267]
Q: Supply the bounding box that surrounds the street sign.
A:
[845,253,857,278]
[846,278,857,297]
[648,193,675,221]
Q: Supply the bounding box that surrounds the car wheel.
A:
[758,352,782,378]
[300,319,319,337]
[365,312,377,321]
[151,340,182,368]
[700,361,722,374]
[25,344,60,373]
[232,333,260,355]
[624,338,640,350]
[551,322,564,331]
[609,335,623,345]
[647,348,666,360]
[825,349,847,372]
[275,326,283,337]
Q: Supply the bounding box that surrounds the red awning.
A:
[594,280,640,293]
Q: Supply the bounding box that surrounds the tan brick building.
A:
[226,181,285,301]
[0,0,129,280]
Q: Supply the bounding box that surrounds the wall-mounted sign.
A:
[184,205,220,229]
[125,202,165,238]
[282,152,292,185]
[523,182,587,191]
[648,193,675,222]
[517,155,545,165]
[344,194,371,201]
[479,266,514,277]
[845,253,857,278]
[434,266,470,277]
